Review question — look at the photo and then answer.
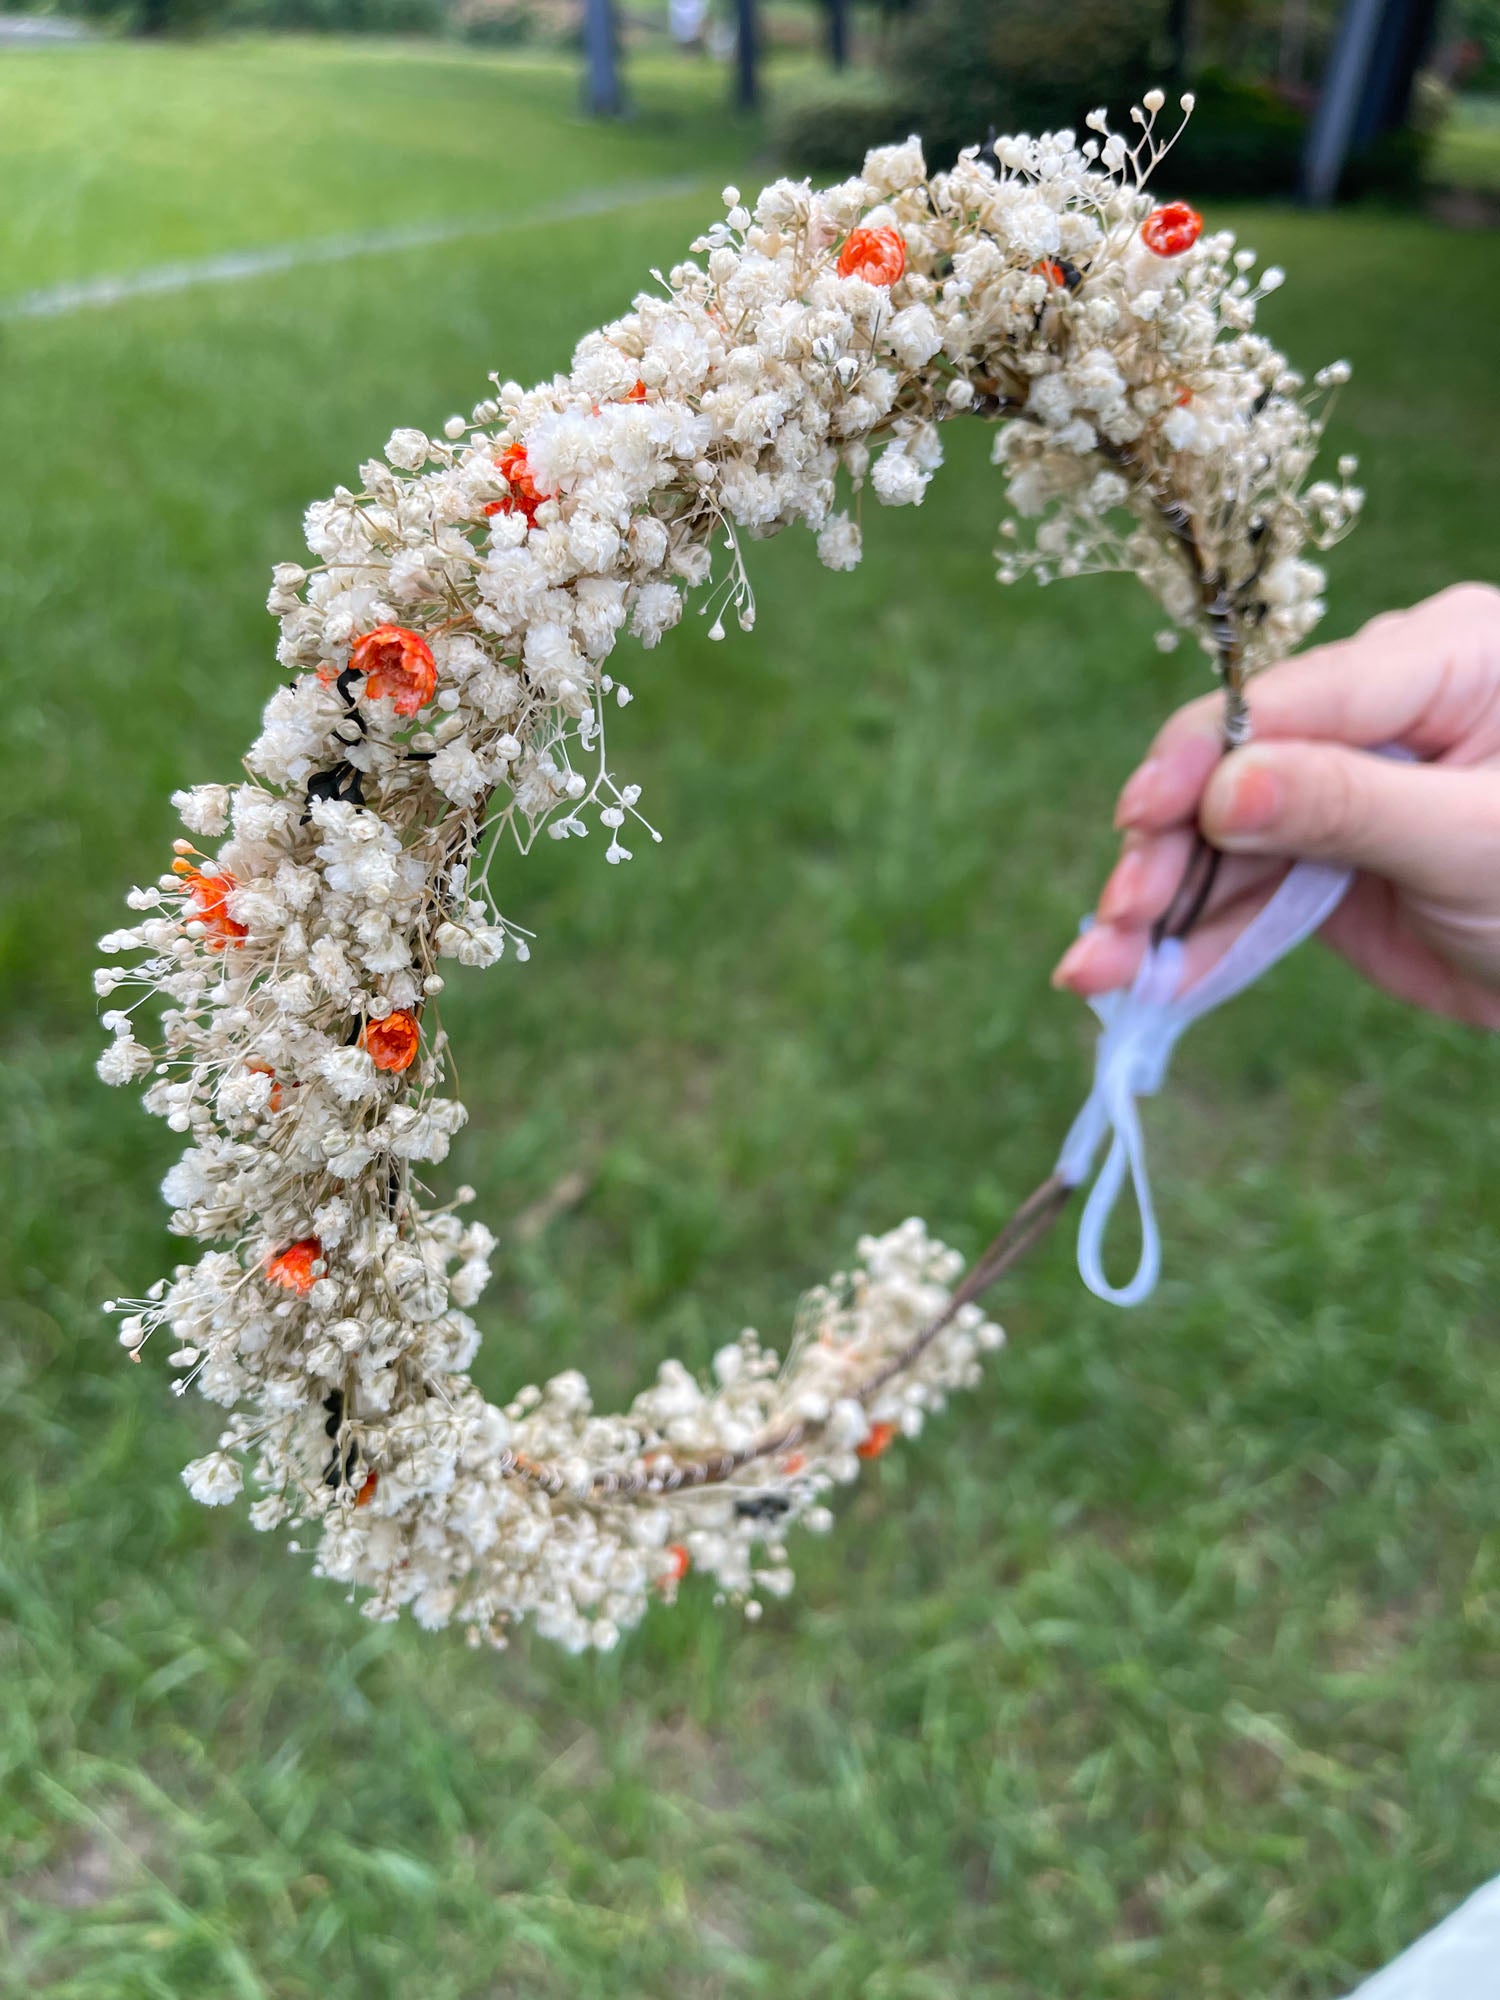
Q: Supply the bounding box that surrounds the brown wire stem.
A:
[500,1173,1076,1503]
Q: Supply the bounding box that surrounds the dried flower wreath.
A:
[96,97,1362,1653]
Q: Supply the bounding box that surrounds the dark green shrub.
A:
[221,0,444,30]
[773,24,1433,205]
[773,0,1160,174]
[457,4,537,47]
[451,0,580,48]
[1166,70,1434,202]
[885,0,1160,165]
[1167,69,1305,197]
[771,69,915,174]
[1341,122,1436,199]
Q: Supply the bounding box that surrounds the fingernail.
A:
[1097,847,1145,923]
[1051,935,1094,990]
[1115,759,1161,828]
[1216,750,1281,838]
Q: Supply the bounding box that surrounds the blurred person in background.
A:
[669,0,708,51]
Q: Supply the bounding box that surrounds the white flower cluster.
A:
[96,101,1360,1652]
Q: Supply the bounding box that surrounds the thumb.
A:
[1201,742,1500,909]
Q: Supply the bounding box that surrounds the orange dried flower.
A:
[660,1543,691,1588]
[266,1237,322,1296]
[354,1470,379,1508]
[359,1008,421,1074]
[836,225,906,287]
[349,625,436,717]
[176,866,247,950]
[483,441,546,526]
[248,1064,284,1112]
[856,1420,898,1460]
[1141,202,1203,258]
[625,379,648,402]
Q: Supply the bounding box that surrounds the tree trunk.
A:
[1279,0,1309,91]
[583,0,623,119]
[1303,0,1441,202]
[1165,0,1194,86]
[828,0,849,69]
[734,0,758,110]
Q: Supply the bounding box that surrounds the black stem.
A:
[1155,836,1223,947]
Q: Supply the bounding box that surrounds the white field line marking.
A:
[1,175,707,323]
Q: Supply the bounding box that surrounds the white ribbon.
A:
[1055,855,1355,1307]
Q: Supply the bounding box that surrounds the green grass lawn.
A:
[0,37,751,297]
[3,38,1499,2000]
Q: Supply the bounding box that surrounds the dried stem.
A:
[506,1173,1075,1503]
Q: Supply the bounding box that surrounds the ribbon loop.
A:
[1055,855,1355,1307]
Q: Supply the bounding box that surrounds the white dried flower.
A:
[183,1452,243,1506]
[385,428,432,471]
[816,514,862,571]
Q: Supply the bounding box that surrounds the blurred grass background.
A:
[1434,89,1500,187]
[2,34,1499,2000]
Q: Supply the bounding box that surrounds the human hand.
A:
[1052,583,1500,1029]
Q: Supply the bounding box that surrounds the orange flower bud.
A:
[266,1238,322,1296]
[248,1064,284,1112]
[180,868,246,950]
[348,625,436,717]
[1141,202,1203,258]
[856,1420,898,1460]
[359,1008,420,1074]
[354,1470,379,1508]
[483,441,546,526]
[836,225,906,287]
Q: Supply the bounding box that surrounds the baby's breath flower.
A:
[183,1451,243,1505]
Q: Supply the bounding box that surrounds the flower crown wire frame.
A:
[96,94,1362,1654]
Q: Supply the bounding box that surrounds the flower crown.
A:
[96,97,1361,1653]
